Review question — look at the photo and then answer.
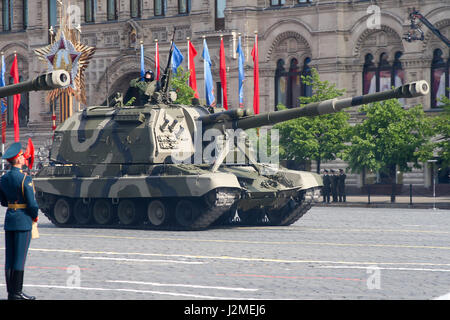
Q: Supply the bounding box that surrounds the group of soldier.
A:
[322,169,346,203]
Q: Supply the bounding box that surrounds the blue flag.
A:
[202,39,215,106]
[236,36,245,108]
[140,42,145,80]
[0,55,6,114]
[172,43,184,74]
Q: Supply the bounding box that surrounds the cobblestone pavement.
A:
[0,206,449,300]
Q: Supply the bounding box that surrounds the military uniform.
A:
[330,169,338,202]
[322,170,331,203]
[129,71,157,105]
[0,142,38,300]
[338,169,346,202]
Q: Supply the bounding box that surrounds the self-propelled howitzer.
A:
[0,70,70,97]
[33,80,429,230]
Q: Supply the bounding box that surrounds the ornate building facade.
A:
[1,0,449,188]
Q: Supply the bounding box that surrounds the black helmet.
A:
[144,70,154,82]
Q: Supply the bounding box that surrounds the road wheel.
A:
[92,199,114,225]
[53,198,73,225]
[175,199,201,228]
[118,199,139,225]
[147,200,168,226]
[73,199,92,225]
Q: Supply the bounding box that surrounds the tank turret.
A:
[0,70,70,98]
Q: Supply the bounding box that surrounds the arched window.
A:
[431,48,449,108]
[363,53,377,94]
[363,51,404,95]
[2,0,13,31]
[154,0,167,16]
[179,0,191,14]
[85,0,95,23]
[378,53,391,92]
[275,57,312,109]
[130,0,142,18]
[301,57,312,97]
[107,0,117,20]
[275,59,287,108]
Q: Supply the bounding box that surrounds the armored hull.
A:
[34,162,321,229]
[35,163,241,230]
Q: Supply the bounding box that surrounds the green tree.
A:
[432,94,450,167]
[171,66,195,105]
[342,99,434,183]
[274,68,350,173]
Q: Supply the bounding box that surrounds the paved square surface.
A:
[1,206,449,300]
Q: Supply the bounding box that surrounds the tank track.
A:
[267,188,316,226]
[41,188,319,230]
[217,187,318,227]
[40,188,239,231]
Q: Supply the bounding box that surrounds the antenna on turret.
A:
[159,26,177,102]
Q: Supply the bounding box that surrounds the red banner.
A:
[24,138,35,169]
[219,37,228,110]
[10,55,20,141]
[251,34,260,114]
[188,40,199,99]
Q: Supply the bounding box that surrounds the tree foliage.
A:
[171,66,195,105]
[342,99,435,181]
[274,68,350,172]
[431,94,450,167]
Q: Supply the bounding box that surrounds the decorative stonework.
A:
[353,25,403,58]
[266,31,312,64]
[422,20,450,58]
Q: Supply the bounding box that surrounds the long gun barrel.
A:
[204,80,429,131]
[0,70,70,98]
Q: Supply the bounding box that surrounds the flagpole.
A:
[220,34,223,107]
[155,39,159,81]
[202,35,205,102]
[11,51,20,142]
[187,37,190,77]
[48,26,57,132]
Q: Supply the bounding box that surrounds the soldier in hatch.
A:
[129,70,157,105]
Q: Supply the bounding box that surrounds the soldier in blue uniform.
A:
[0,142,39,300]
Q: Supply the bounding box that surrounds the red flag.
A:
[155,41,160,81]
[251,33,260,114]
[23,138,35,169]
[10,55,20,141]
[219,37,228,110]
[188,40,199,99]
